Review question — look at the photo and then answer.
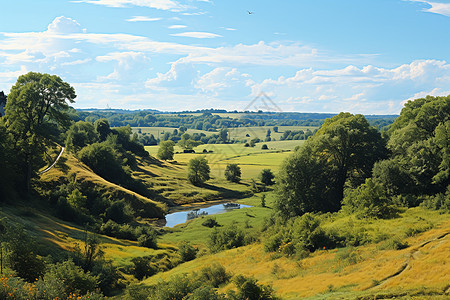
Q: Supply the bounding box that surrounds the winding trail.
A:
[366,231,450,290]
[39,146,65,175]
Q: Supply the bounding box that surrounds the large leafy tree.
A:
[188,157,210,186]
[374,95,449,196]
[4,72,76,192]
[157,140,175,160]
[276,113,386,216]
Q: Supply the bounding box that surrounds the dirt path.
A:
[39,146,65,175]
[367,231,450,290]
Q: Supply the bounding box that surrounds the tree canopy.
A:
[275,113,386,217]
[157,140,175,160]
[4,72,76,191]
[373,95,449,197]
[188,157,210,186]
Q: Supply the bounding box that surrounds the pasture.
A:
[134,125,317,142]
[145,140,304,179]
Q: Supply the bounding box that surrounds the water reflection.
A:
[164,203,252,227]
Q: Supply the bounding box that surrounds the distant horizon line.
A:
[74,107,399,117]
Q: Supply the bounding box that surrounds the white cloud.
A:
[145,58,197,92]
[170,31,222,38]
[47,16,83,33]
[97,51,151,81]
[126,16,162,22]
[168,25,187,29]
[72,0,186,11]
[61,58,92,66]
[195,67,254,98]
[252,60,450,114]
[407,0,450,17]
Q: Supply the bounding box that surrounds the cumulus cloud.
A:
[195,67,254,98]
[126,16,162,22]
[97,51,151,81]
[170,31,222,38]
[251,60,450,114]
[145,58,197,92]
[47,16,84,33]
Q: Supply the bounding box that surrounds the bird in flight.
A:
[247,10,254,14]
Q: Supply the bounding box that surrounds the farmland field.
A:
[145,139,304,179]
[134,125,317,142]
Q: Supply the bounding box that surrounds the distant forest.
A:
[71,108,397,130]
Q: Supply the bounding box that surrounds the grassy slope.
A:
[7,140,448,299]
[144,195,450,299]
[39,151,167,217]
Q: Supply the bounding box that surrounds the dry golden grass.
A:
[143,216,450,299]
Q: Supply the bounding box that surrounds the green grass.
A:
[134,125,317,142]
[159,193,276,247]
[145,140,302,179]
[144,206,450,299]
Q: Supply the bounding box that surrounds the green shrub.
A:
[260,169,275,186]
[178,241,198,262]
[195,263,230,288]
[378,238,409,250]
[343,178,400,219]
[131,256,158,280]
[202,217,220,228]
[209,224,246,253]
[231,274,278,300]
[43,260,99,297]
[138,228,158,249]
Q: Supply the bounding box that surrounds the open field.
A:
[145,140,303,179]
[134,125,317,142]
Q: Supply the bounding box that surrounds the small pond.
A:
[164,203,252,227]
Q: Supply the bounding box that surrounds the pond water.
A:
[164,203,252,227]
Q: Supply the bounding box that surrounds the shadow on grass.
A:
[200,183,252,199]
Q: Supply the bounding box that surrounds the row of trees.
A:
[275,95,449,218]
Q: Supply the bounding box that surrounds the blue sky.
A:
[1,0,450,114]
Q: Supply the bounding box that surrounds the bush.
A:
[42,260,99,297]
[131,256,158,280]
[202,217,220,228]
[138,230,158,249]
[209,224,246,253]
[78,142,126,183]
[378,238,409,250]
[105,200,134,224]
[178,241,198,262]
[231,274,279,300]
[343,178,400,219]
[157,140,175,160]
[263,214,341,257]
[195,263,230,288]
[261,144,268,150]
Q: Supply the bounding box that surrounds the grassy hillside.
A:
[143,195,450,299]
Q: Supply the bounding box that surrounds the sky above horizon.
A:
[1,0,450,114]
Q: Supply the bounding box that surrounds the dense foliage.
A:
[187,157,210,186]
[275,113,387,217]
[3,72,76,192]
[225,164,242,183]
